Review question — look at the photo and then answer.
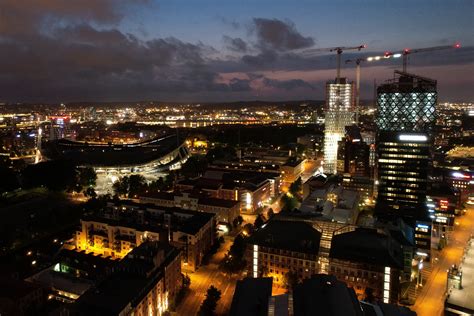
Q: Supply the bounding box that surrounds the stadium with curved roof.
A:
[41,133,189,173]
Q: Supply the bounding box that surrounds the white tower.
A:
[323,79,355,174]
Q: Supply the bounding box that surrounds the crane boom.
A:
[300,44,366,82]
[384,43,460,72]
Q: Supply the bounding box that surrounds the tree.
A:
[113,176,129,197]
[111,175,146,198]
[282,271,299,290]
[84,187,97,199]
[83,194,109,214]
[164,172,175,189]
[280,194,298,212]
[254,214,265,229]
[229,234,246,258]
[232,215,243,228]
[128,174,146,197]
[242,223,255,236]
[180,155,208,178]
[78,167,97,188]
[198,285,221,316]
[289,177,302,200]
[147,174,175,192]
[148,177,165,192]
[182,273,191,289]
[220,253,246,275]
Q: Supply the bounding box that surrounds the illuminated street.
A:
[176,237,241,316]
[413,204,474,316]
[302,158,323,183]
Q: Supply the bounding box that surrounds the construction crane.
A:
[345,53,391,122]
[301,44,367,83]
[344,43,460,121]
[384,43,461,72]
[344,58,364,122]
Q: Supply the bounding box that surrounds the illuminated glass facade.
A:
[376,74,436,132]
[377,133,431,210]
[323,79,355,174]
[375,72,437,258]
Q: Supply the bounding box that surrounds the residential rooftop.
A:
[293,274,363,316]
[247,219,321,254]
[72,242,179,315]
[229,277,273,316]
[329,228,404,269]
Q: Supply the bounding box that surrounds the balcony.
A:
[115,234,136,243]
[88,229,108,238]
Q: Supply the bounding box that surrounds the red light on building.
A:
[440,199,449,210]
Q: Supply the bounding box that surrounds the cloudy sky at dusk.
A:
[1,0,472,103]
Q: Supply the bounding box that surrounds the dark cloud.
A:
[251,18,315,51]
[223,36,248,52]
[0,3,471,102]
[0,1,245,101]
[0,0,149,37]
[228,78,252,92]
[241,50,278,66]
[208,46,474,75]
[262,77,315,90]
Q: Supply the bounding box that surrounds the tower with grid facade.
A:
[375,71,437,258]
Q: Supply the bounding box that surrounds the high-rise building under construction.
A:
[375,70,437,259]
[323,78,355,174]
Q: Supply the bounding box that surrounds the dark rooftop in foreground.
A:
[247,220,321,253]
[293,274,363,316]
[229,277,272,316]
[330,228,404,269]
[0,277,43,301]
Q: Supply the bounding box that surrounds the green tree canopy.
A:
[198,285,222,316]
[180,155,208,179]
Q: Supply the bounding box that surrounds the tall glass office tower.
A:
[323,78,355,174]
[375,71,437,258]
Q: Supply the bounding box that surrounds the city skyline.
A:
[0,2,473,315]
[1,0,473,103]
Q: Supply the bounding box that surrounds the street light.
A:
[417,260,424,287]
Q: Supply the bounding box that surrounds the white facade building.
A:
[323,80,355,174]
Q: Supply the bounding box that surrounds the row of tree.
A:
[112,173,174,198]
[179,145,237,178]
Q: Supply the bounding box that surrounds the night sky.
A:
[1,0,472,103]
